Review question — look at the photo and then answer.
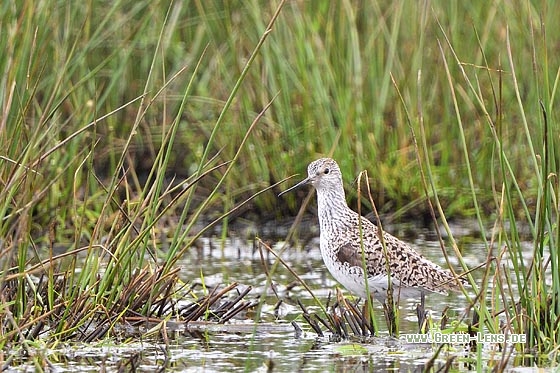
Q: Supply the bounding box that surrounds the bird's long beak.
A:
[278,176,312,197]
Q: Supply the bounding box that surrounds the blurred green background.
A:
[1,0,558,239]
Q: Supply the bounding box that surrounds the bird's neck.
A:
[316,187,352,234]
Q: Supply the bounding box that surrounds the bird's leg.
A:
[417,293,427,333]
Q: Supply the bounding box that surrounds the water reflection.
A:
[162,231,474,371]
[19,223,544,372]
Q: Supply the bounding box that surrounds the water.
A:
[7,223,549,372]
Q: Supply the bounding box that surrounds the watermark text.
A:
[400,332,526,345]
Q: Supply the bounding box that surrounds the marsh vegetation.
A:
[1,1,559,371]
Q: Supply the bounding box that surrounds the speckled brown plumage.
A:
[280,158,462,304]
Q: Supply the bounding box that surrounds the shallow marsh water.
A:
[11,222,548,372]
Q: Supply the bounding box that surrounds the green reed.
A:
[0,0,265,355]
[418,11,560,366]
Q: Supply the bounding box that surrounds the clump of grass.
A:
[394,10,560,369]
[297,289,376,340]
[0,0,286,366]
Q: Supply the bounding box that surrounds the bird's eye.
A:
[324,168,330,174]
